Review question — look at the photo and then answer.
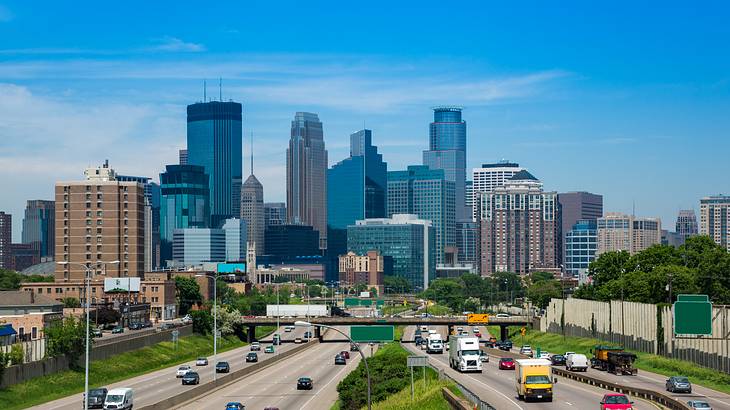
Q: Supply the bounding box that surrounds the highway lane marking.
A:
[300,352,361,410]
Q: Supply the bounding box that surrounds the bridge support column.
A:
[500,325,508,342]
[447,324,454,340]
[315,326,323,342]
[247,325,257,343]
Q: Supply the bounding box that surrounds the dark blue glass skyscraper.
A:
[327,129,387,256]
[187,101,242,228]
[423,106,467,221]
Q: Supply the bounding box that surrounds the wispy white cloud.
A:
[0,5,13,22]
[147,36,205,52]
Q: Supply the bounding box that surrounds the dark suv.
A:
[84,387,108,409]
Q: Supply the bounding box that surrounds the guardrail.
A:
[138,337,320,410]
[441,386,474,410]
[433,364,496,410]
[483,347,691,410]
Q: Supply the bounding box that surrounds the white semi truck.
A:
[448,335,482,372]
[426,333,444,354]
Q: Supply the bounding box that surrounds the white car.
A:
[284,326,292,332]
[539,352,551,360]
[456,327,463,332]
[472,327,480,333]
[495,313,510,318]
[176,365,192,377]
[195,357,208,366]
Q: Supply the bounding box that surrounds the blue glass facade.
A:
[423,106,468,221]
[172,228,226,266]
[565,219,598,278]
[186,101,242,228]
[159,165,210,265]
[221,218,247,262]
[21,200,55,258]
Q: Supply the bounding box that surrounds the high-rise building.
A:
[286,112,328,250]
[21,200,55,259]
[241,175,264,256]
[456,220,479,267]
[179,149,188,165]
[471,161,525,221]
[264,224,320,259]
[596,213,661,255]
[557,191,603,267]
[9,243,40,271]
[159,165,210,266]
[661,229,685,248]
[117,175,161,271]
[172,228,226,266]
[55,162,145,281]
[465,180,473,217]
[327,129,387,256]
[347,214,435,290]
[676,209,699,239]
[423,106,468,220]
[700,195,730,251]
[221,218,246,262]
[338,251,385,294]
[564,220,598,280]
[478,170,559,275]
[387,165,455,264]
[0,212,11,269]
[186,101,242,228]
[264,202,286,227]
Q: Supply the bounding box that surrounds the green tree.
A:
[175,276,203,316]
[526,279,563,309]
[95,306,121,325]
[24,274,55,283]
[61,297,81,308]
[0,268,22,290]
[217,305,242,336]
[45,317,88,367]
[383,275,411,293]
[420,278,465,311]
[190,310,213,335]
[9,343,24,365]
[589,251,631,286]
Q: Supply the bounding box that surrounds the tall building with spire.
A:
[286,112,328,250]
[241,134,265,255]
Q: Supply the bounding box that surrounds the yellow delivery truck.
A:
[515,359,555,402]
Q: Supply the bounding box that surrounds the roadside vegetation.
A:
[491,326,730,395]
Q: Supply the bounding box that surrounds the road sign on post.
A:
[674,295,712,336]
[467,313,489,324]
[407,356,428,402]
[350,325,395,342]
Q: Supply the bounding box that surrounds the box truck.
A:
[426,333,444,354]
[515,359,554,402]
[448,336,482,372]
[265,304,329,317]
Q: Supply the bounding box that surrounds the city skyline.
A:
[2,2,730,240]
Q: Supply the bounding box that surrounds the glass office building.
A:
[565,219,598,279]
[387,165,455,264]
[187,101,242,228]
[172,228,226,267]
[159,165,210,265]
[221,218,247,262]
[423,106,468,220]
[21,200,55,258]
[347,214,435,290]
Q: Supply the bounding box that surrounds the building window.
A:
[32,327,37,339]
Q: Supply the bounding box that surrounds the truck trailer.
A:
[265,304,329,317]
[448,336,482,372]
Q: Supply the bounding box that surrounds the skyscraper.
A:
[241,137,265,256]
[159,164,210,265]
[676,209,699,239]
[557,191,603,267]
[179,149,188,165]
[0,212,11,269]
[471,161,525,221]
[55,162,145,281]
[478,170,559,275]
[286,112,328,250]
[700,195,730,251]
[423,106,468,220]
[172,228,226,266]
[186,101,242,228]
[328,129,387,256]
[264,202,286,227]
[221,218,247,262]
[117,175,161,271]
[596,213,661,255]
[387,165,455,264]
[565,220,598,280]
[21,200,55,259]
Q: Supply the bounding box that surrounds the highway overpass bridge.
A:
[242,315,531,342]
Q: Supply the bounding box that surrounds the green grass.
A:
[420,303,452,316]
[368,378,454,410]
[382,304,414,316]
[490,326,730,395]
[256,325,276,339]
[0,333,251,410]
[394,325,405,341]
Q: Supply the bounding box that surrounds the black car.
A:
[414,336,423,345]
[84,387,108,409]
[297,377,313,390]
[182,371,200,385]
[129,322,142,330]
[142,320,153,328]
[246,352,258,363]
[550,354,566,366]
[334,354,346,365]
[666,376,692,393]
[216,361,230,373]
[498,340,512,351]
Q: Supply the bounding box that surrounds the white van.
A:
[566,353,589,372]
[104,387,133,410]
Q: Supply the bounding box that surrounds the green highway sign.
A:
[350,325,395,342]
[677,294,709,302]
[344,298,386,307]
[674,295,712,336]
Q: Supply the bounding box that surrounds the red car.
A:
[498,357,515,370]
[600,393,634,410]
[340,351,350,359]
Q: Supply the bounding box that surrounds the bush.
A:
[9,344,24,365]
[190,310,213,335]
[45,317,88,367]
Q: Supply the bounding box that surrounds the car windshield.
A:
[462,350,480,356]
[501,358,513,362]
[185,372,197,377]
[300,378,311,382]
[89,390,105,397]
[691,402,711,408]
[107,394,123,402]
[675,377,690,383]
[605,395,630,404]
[179,366,188,370]
[525,375,551,384]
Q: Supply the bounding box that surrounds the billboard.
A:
[217,262,247,274]
[104,277,141,292]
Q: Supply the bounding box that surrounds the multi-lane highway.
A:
[29,326,311,410]
[179,326,370,410]
[404,325,658,409]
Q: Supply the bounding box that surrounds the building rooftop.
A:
[0,290,62,307]
[509,170,538,181]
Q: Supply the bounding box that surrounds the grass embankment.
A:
[0,328,274,410]
[489,326,730,395]
[333,340,456,410]
[419,303,452,316]
[382,304,414,316]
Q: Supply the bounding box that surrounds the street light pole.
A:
[57,260,118,410]
[295,321,371,410]
[196,273,219,380]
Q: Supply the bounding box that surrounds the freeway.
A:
[179,327,369,410]
[29,326,309,410]
[404,326,657,410]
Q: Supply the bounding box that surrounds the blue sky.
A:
[1,1,729,240]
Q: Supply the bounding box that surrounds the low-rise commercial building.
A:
[0,291,63,342]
